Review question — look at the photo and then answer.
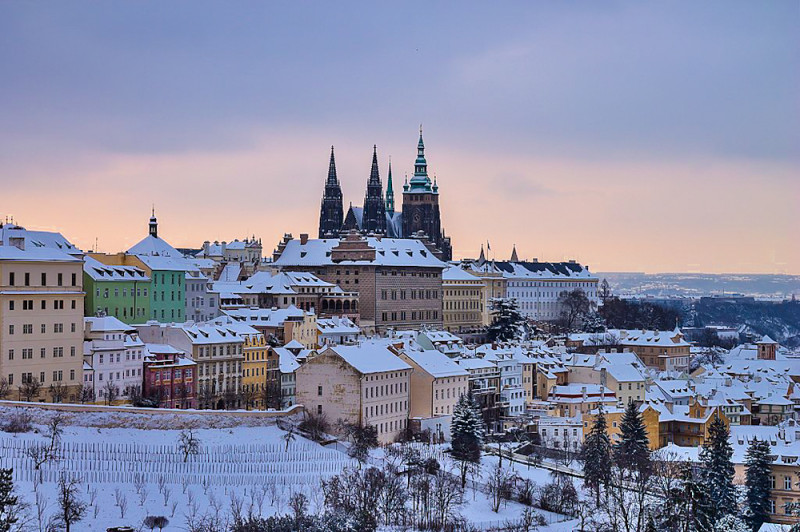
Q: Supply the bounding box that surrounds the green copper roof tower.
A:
[407,125,434,193]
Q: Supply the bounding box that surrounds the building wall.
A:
[443,278,484,332]
[507,278,599,321]
[374,266,442,330]
[0,258,84,399]
[84,277,151,324]
[149,270,185,323]
[242,334,269,408]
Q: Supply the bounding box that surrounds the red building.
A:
[143,344,197,409]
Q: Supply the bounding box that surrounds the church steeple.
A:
[385,157,395,215]
[327,145,338,185]
[362,145,386,234]
[510,245,519,262]
[319,145,344,238]
[149,207,158,238]
[408,124,433,192]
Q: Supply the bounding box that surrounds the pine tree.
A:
[677,464,714,532]
[744,438,771,531]
[581,407,612,506]
[613,400,650,474]
[699,415,737,521]
[713,514,750,532]
[450,393,486,488]
[487,298,526,342]
[0,468,19,532]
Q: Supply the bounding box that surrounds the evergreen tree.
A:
[581,407,612,506]
[487,298,526,342]
[676,464,714,532]
[744,438,772,531]
[450,393,486,488]
[699,415,737,521]
[0,469,19,532]
[713,515,750,532]
[613,400,650,474]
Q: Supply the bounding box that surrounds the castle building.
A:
[318,129,452,260]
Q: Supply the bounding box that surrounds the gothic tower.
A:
[385,157,395,215]
[401,127,452,260]
[361,145,387,234]
[318,146,344,238]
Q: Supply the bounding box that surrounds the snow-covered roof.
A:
[322,345,411,374]
[617,328,689,348]
[84,256,149,281]
[442,266,482,283]
[465,259,596,280]
[0,245,81,263]
[401,349,468,378]
[272,347,301,373]
[273,237,447,268]
[284,339,304,349]
[84,316,134,333]
[0,223,82,256]
[128,235,183,258]
[317,316,360,334]
[223,306,306,327]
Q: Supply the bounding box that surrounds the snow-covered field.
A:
[0,408,575,531]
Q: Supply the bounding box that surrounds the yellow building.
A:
[0,245,85,400]
[442,266,484,333]
[582,404,661,450]
[241,330,269,409]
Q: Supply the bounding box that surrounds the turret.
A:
[149,208,158,238]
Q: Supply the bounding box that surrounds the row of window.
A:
[381,289,439,300]
[381,310,439,322]
[97,287,148,299]
[9,299,77,311]
[363,380,407,399]
[11,369,76,385]
[8,346,75,360]
[196,345,244,357]
[364,400,407,419]
[7,272,77,287]
[152,273,182,286]
[379,270,439,278]
[444,300,481,310]
[8,322,77,335]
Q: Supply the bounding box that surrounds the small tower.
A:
[756,335,778,361]
[149,208,158,238]
[385,157,395,215]
[510,245,519,263]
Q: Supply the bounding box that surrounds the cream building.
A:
[295,344,411,443]
[0,245,84,400]
[397,347,469,440]
[564,352,647,408]
[136,321,245,409]
[442,266,484,333]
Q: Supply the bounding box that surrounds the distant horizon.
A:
[2,2,797,275]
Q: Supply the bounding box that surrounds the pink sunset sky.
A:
[1,3,798,274]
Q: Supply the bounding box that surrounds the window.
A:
[24,272,30,286]
[57,273,63,286]
[317,405,322,415]
[8,272,14,286]
[317,385,323,396]
[71,273,76,286]
[41,272,47,285]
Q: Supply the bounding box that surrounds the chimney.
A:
[300,234,309,245]
[221,241,227,254]
[203,241,210,255]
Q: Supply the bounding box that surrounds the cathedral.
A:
[318,129,452,260]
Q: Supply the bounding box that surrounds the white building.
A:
[316,316,360,347]
[83,316,145,402]
[465,257,598,320]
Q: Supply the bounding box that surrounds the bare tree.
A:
[178,428,201,462]
[557,289,594,333]
[48,381,68,403]
[288,492,307,522]
[103,380,119,405]
[198,383,215,410]
[20,378,42,402]
[431,471,463,529]
[486,460,516,512]
[76,384,94,404]
[177,382,191,409]
[240,385,257,411]
[54,473,86,532]
[282,426,296,452]
[0,378,10,400]
[298,411,330,442]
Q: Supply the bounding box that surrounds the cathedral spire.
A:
[319,145,344,238]
[362,145,386,234]
[327,145,338,184]
[368,144,380,185]
[385,157,395,214]
[478,244,486,265]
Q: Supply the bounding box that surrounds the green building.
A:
[83,256,151,323]
[136,255,186,323]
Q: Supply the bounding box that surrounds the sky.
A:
[1,2,798,274]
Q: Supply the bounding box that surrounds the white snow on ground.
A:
[0,409,574,531]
